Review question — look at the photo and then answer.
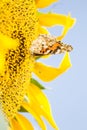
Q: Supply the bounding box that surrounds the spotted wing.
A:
[30,34,73,55]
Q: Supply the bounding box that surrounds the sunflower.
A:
[0,0,75,130]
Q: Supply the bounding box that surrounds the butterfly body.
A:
[30,34,73,56]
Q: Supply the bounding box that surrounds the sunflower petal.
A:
[33,52,71,82]
[10,118,23,130]
[39,13,75,39]
[38,25,49,34]
[57,13,76,40]
[0,33,18,74]
[35,0,58,8]
[27,83,59,129]
[22,102,46,130]
[39,13,75,27]
[0,51,5,74]
[0,33,18,50]
[16,113,34,130]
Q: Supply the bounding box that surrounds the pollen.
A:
[0,0,38,118]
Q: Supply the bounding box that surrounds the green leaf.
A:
[30,78,45,89]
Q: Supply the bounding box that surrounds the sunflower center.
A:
[0,0,38,118]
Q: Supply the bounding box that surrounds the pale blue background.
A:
[24,0,87,130]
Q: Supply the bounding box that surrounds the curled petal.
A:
[57,13,76,40]
[39,13,75,27]
[39,13,75,39]
[27,83,59,129]
[22,102,46,130]
[33,52,72,82]
[16,113,34,130]
[35,0,58,8]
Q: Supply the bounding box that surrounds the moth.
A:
[30,34,73,56]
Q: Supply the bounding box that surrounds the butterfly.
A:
[30,34,73,56]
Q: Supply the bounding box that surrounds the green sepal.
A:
[35,56,42,60]
[30,78,45,89]
[37,11,53,16]
[19,106,28,112]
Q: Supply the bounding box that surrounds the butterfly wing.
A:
[30,34,73,56]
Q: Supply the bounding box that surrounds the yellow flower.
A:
[0,0,75,130]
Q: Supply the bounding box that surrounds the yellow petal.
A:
[0,33,18,50]
[33,52,72,82]
[57,13,76,40]
[10,118,23,130]
[38,25,49,34]
[16,113,34,130]
[8,127,12,130]
[39,13,75,28]
[35,0,58,8]
[27,83,59,129]
[9,127,12,130]
[0,33,18,74]
[0,51,5,74]
[22,102,46,130]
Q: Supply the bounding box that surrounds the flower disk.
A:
[0,0,38,118]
